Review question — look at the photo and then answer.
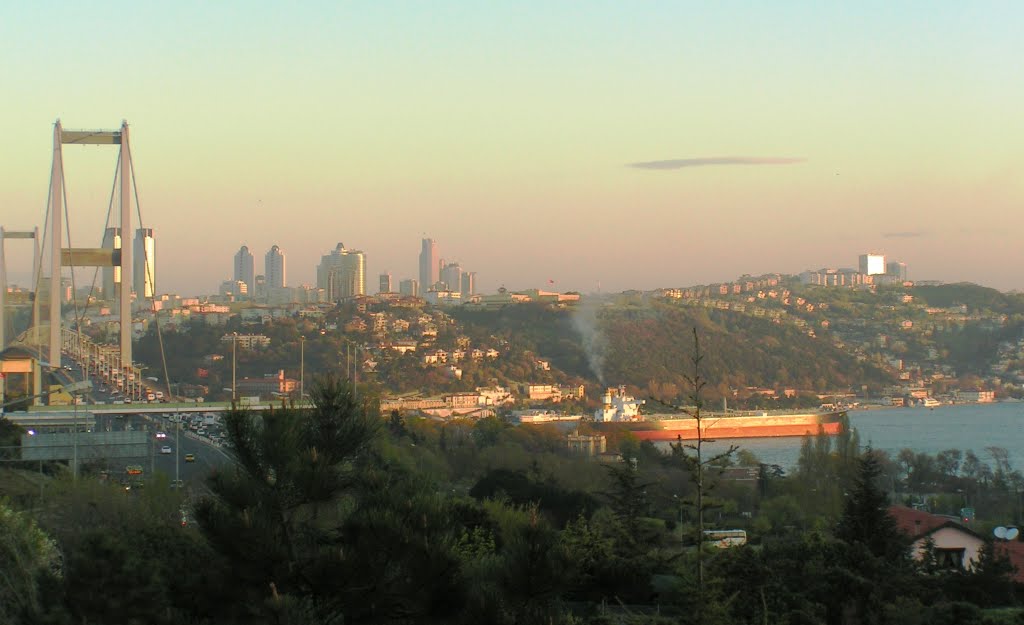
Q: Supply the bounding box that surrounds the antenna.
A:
[1007,527,1020,541]
[994,526,1008,540]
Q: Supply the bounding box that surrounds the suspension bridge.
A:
[1,120,158,416]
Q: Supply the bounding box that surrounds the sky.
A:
[2,2,1022,295]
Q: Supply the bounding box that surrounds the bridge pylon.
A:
[45,120,134,370]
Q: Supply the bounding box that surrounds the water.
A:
[681,402,1024,471]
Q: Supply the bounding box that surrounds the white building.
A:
[858,253,886,276]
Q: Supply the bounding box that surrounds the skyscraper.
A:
[316,243,366,301]
[133,228,155,299]
[379,272,392,294]
[419,238,437,292]
[101,227,121,300]
[399,278,419,297]
[858,253,885,276]
[461,271,476,297]
[265,245,286,288]
[440,261,463,292]
[234,245,255,295]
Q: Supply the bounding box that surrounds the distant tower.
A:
[379,272,392,294]
[101,227,122,299]
[461,271,476,296]
[265,245,286,288]
[133,228,155,299]
[886,261,908,281]
[316,243,366,301]
[399,278,419,297]
[234,245,255,295]
[419,238,438,293]
[440,261,462,292]
[858,253,886,276]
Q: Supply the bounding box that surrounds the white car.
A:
[160,445,172,454]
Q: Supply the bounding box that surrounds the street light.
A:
[299,335,305,405]
[231,332,238,404]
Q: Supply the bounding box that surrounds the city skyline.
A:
[1,4,1022,295]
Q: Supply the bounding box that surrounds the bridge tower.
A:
[45,120,134,370]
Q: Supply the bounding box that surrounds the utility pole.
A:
[232,332,238,404]
[299,335,305,404]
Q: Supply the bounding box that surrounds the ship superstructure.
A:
[594,386,645,422]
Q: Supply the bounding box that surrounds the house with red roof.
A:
[889,505,1024,582]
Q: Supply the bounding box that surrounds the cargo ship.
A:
[591,386,846,441]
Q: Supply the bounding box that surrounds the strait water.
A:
[684,402,1024,472]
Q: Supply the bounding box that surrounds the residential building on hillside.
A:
[236,369,298,397]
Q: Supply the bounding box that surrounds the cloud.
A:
[629,156,806,170]
[882,231,927,239]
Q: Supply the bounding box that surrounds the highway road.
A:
[90,412,233,489]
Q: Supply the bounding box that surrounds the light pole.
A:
[231,332,238,404]
[299,335,305,405]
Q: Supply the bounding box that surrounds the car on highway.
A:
[160,445,172,454]
[184,453,195,463]
[155,431,167,439]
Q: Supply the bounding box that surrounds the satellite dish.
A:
[1007,528,1020,541]
[994,526,1008,540]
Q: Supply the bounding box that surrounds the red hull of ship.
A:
[625,418,844,442]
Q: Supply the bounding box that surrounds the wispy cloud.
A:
[629,156,806,170]
[882,231,927,239]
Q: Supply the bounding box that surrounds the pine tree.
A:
[836,449,908,561]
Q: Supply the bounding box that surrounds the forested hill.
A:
[451,300,890,399]
[598,301,889,397]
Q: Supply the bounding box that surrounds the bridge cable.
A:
[127,141,174,403]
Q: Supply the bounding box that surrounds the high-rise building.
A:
[234,245,255,296]
[133,228,155,299]
[419,238,438,293]
[101,227,122,300]
[440,261,462,292]
[316,243,366,301]
[461,271,476,297]
[886,261,908,281]
[858,253,886,276]
[265,245,286,289]
[379,272,392,294]
[399,278,419,297]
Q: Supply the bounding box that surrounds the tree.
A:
[836,449,908,561]
[0,499,62,625]
[193,375,382,622]
[655,329,738,608]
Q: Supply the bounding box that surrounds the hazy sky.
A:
[2,2,1022,295]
